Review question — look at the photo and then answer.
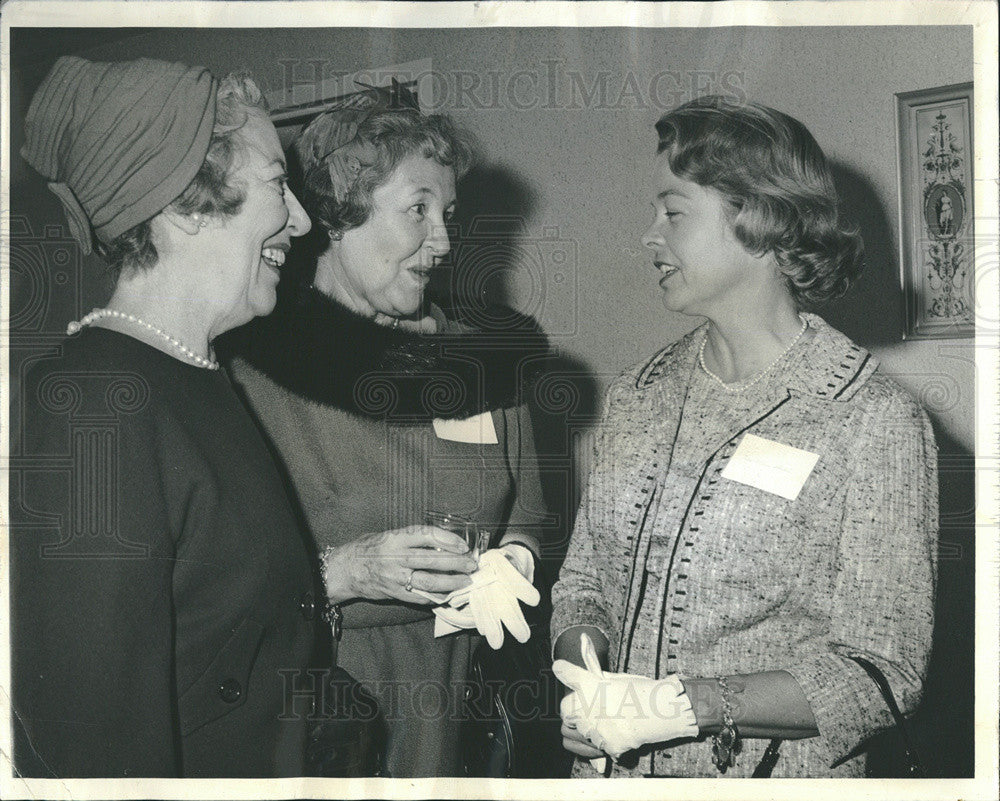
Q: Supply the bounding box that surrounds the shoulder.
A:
[24,330,162,419]
[605,326,703,399]
[845,369,935,441]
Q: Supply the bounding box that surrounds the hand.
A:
[498,542,535,584]
[323,525,478,604]
[436,549,540,648]
[561,718,606,759]
[552,633,698,759]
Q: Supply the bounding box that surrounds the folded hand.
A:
[552,633,698,759]
[323,525,478,604]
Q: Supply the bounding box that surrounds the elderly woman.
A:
[12,56,319,777]
[220,84,550,777]
[550,96,938,778]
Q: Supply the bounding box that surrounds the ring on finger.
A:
[404,569,415,593]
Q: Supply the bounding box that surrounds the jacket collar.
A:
[635,313,877,403]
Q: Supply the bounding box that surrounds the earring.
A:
[192,214,208,229]
[328,229,343,241]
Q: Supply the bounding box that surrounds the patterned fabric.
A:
[550,314,938,777]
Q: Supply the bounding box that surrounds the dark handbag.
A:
[305,665,386,777]
[461,609,568,777]
[752,655,927,778]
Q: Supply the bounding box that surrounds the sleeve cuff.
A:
[783,652,889,768]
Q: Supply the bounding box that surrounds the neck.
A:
[103,263,216,359]
[701,300,808,384]
[313,250,376,318]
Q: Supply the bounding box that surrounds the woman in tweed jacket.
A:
[550,96,937,777]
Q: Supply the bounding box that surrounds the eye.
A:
[444,207,456,224]
[270,174,288,196]
[409,202,427,220]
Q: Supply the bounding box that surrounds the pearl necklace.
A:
[699,315,808,393]
[67,308,220,370]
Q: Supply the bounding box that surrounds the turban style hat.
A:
[21,56,217,254]
[295,80,419,205]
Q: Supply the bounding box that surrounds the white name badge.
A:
[432,411,499,444]
[721,433,819,500]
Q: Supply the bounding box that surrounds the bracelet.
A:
[318,545,343,641]
[711,676,742,774]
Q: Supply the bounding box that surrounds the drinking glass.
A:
[424,511,491,561]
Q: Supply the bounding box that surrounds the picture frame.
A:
[896,82,975,339]
[266,58,431,145]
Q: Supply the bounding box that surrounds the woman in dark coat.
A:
[12,56,321,777]
[222,84,550,777]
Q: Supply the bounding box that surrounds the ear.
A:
[160,207,204,236]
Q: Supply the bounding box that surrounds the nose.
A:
[284,186,312,238]
[426,217,451,259]
[641,220,664,251]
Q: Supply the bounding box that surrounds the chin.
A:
[250,290,279,318]
[388,293,423,317]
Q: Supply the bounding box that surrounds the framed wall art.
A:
[896,82,975,339]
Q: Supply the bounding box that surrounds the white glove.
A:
[552,632,698,760]
[423,548,540,648]
[498,541,535,584]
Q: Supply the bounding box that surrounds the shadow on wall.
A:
[867,423,975,778]
[823,160,904,347]
[444,162,601,566]
[824,162,974,777]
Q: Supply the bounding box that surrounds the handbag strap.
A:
[846,655,927,778]
[751,656,926,778]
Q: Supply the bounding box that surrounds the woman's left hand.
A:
[498,542,535,583]
[553,633,698,759]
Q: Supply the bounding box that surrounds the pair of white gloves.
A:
[419,543,540,649]
[552,632,698,762]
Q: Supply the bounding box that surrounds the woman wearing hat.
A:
[12,56,320,777]
[219,85,551,777]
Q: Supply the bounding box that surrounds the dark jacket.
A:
[11,329,325,777]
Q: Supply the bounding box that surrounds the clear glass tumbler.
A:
[424,511,491,561]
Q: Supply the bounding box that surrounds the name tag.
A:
[721,433,819,500]
[432,411,499,444]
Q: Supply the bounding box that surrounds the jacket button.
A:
[299,592,316,620]
[218,678,242,703]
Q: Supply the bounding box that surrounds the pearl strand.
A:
[699,315,808,393]
[66,308,220,370]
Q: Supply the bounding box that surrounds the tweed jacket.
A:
[550,314,938,777]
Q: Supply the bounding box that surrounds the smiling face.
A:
[209,108,310,329]
[642,153,767,321]
[315,152,456,318]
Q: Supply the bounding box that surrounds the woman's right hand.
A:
[322,525,479,604]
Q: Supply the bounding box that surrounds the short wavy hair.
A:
[301,109,474,236]
[654,95,863,308]
[96,72,267,277]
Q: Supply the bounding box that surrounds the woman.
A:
[220,84,550,777]
[13,56,321,777]
[550,96,938,778]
